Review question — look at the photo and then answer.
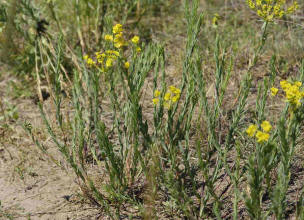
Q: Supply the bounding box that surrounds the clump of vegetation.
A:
[1,0,304,219]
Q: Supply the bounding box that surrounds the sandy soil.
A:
[0,74,101,219]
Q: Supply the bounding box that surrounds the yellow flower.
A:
[104,34,113,41]
[174,88,181,94]
[212,13,220,27]
[87,58,95,66]
[152,86,181,109]
[287,1,299,14]
[279,10,284,18]
[247,0,256,9]
[131,36,140,44]
[171,94,180,103]
[96,53,105,64]
[136,47,142,53]
[164,92,171,101]
[113,24,123,34]
[270,87,279,96]
[106,58,113,68]
[124,61,130,69]
[106,50,120,57]
[257,9,264,17]
[113,32,127,48]
[280,80,291,90]
[256,0,262,6]
[84,55,95,66]
[169,85,181,94]
[114,42,124,49]
[280,81,303,108]
[114,33,123,41]
[154,90,160,97]
[261,121,272,132]
[246,0,298,22]
[294,81,302,87]
[256,130,270,143]
[246,124,257,137]
[152,98,159,105]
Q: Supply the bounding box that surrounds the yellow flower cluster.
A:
[270,87,279,96]
[246,0,299,21]
[124,61,130,69]
[279,80,304,108]
[212,13,220,28]
[83,55,95,67]
[104,24,141,52]
[84,49,120,69]
[153,86,181,109]
[246,120,272,143]
[131,36,141,53]
[131,36,140,44]
[112,24,127,48]
[84,24,142,70]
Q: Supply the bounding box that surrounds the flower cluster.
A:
[271,80,304,109]
[104,24,141,52]
[83,24,141,70]
[153,86,181,109]
[246,0,299,22]
[84,49,120,70]
[212,13,220,28]
[246,120,272,143]
[105,24,127,49]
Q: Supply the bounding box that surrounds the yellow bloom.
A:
[171,94,180,103]
[256,131,270,143]
[280,81,303,108]
[153,85,181,109]
[164,92,171,101]
[247,0,256,9]
[97,55,104,64]
[270,87,279,96]
[261,121,272,132]
[256,0,262,6]
[113,24,123,34]
[87,59,95,65]
[174,88,181,94]
[212,13,220,27]
[152,98,159,105]
[287,1,299,14]
[280,80,291,90]
[104,34,113,41]
[154,90,160,97]
[114,33,123,41]
[85,56,95,66]
[246,124,257,137]
[279,10,284,18]
[113,32,126,48]
[136,47,142,53]
[294,81,302,87]
[124,61,130,69]
[131,36,140,44]
[106,58,113,68]
[106,50,120,57]
[169,85,181,94]
[247,0,298,22]
[114,42,124,49]
[96,52,106,60]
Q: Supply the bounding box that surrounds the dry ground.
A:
[0,72,103,219]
